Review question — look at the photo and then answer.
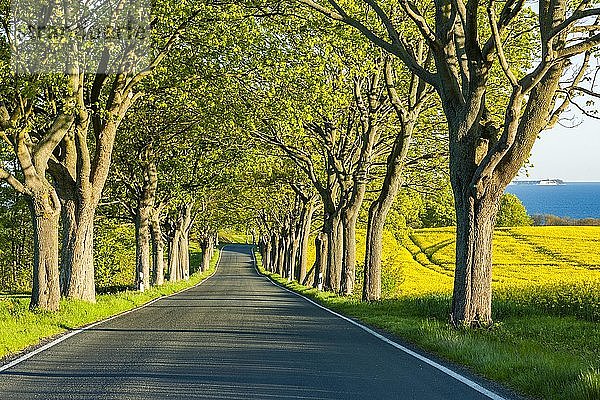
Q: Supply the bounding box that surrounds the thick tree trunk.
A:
[29,194,61,311]
[324,212,343,292]
[150,207,165,285]
[297,201,316,284]
[312,232,327,289]
[50,155,95,302]
[169,230,181,282]
[270,233,279,273]
[167,203,193,281]
[62,206,96,302]
[178,232,190,280]
[200,235,213,272]
[262,236,271,271]
[59,197,76,294]
[340,209,359,296]
[363,203,386,301]
[451,185,500,327]
[136,157,158,290]
[277,232,285,276]
[135,204,151,291]
[288,230,299,282]
[60,121,123,303]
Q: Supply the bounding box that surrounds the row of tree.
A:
[1,0,599,330]
[250,0,600,327]
[0,1,262,308]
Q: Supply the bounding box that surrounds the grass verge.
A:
[255,251,600,400]
[0,247,219,362]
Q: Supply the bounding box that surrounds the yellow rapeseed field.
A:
[306,226,600,298]
[402,226,600,295]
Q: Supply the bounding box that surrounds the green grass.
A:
[0,247,220,361]
[256,226,600,400]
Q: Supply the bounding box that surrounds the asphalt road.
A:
[0,244,509,399]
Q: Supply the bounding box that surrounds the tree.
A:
[420,184,456,228]
[0,0,206,308]
[361,54,437,300]
[496,193,532,227]
[0,53,77,310]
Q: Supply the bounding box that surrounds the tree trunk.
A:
[362,172,405,301]
[324,212,343,292]
[362,111,415,301]
[312,232,327,289]
[363,203,387,301]
[169,230,181,282]
[178,232,190,280]
[451,183,500,327]
[262,236,271,271]
[270,233,279,273]
[297,201,316,284]
[136,156,158,290]
[135,204,151,291]
[62,205,96,302]
[200,235,213,272]
[29,193,61,311]
[150,207,165,285]
[59,197,76,294]
[340,209,359,296]
[288,229,299,282]
[277,232,286,276]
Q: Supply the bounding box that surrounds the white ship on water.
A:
[511,179,565,186]
[537,179,562,186]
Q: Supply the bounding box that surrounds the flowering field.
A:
[404,226,600,293]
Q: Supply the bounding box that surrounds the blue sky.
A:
[517,118,600,182]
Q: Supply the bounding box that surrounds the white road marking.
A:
[250,248,507,400]
[0,246,225,373]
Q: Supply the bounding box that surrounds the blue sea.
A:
[505,182,600,219]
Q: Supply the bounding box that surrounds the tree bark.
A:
[262,236,271,271]
[288,227,299,282]
[168,229,181,282]
[297,201,316,284]
[28,193,61,311]
[277,231,286,276]
[312,232,327,289]
[362,141,411,301]
[150,206,165,285]
[62,205,96,302]
[324,211,343,292]
[361,57,427,301]
[340,208,359,295]
[135,204,151,291]
[135,154,158,290]
[178,231,190,280]
[363,203,386,301]
[59,197,76,294]
[451,186,500,327]
[200,235,214,272]
[270,233,279,273]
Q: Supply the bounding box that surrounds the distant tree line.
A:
[533,215,600,226]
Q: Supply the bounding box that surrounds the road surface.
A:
[0,244,511,399]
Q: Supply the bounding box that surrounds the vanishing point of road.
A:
[0,244,514,399]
